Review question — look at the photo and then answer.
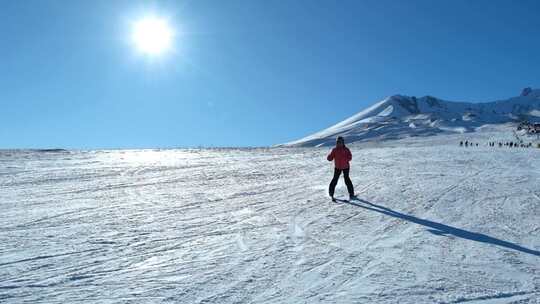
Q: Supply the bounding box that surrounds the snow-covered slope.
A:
[1,129,539,303]
[282,88,540,147]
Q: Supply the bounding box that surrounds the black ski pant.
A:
[329,168,354,197]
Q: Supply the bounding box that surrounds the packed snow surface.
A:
[1,129,540,303]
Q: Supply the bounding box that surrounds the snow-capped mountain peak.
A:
[281,88,540,147]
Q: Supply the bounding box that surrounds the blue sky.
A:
[1,0,540,148]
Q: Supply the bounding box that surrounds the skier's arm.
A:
[346,148,352,161]
[327,149,335,161]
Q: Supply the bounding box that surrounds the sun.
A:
[132,17,173,55]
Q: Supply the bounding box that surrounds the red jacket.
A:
[327,146,352,169]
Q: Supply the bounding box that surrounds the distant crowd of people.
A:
[460,141,479,147]
[460,140,538,148]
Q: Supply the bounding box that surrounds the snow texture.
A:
[281,89,540,147]
[1,127,539,303]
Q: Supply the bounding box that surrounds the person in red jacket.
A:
[327,136,355,201]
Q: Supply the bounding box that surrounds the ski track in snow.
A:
[1,132,540,303]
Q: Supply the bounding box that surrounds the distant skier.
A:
[327,136,355,201]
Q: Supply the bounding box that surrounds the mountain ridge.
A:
[281,88,540,147]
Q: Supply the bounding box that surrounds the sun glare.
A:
[132,17,173,55]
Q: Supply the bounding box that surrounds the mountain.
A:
[281,88,540,147]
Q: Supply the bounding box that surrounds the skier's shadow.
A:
[343,199,540,257]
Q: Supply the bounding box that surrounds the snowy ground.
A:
[1,130,540,303]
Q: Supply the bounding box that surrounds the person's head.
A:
[336,136,345,148]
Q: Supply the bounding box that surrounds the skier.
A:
[327,136,355,201]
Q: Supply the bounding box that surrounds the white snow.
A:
[377,105,394,117]
[1,128,539,303]
[529,110,540,117]
[281,89,540,147]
